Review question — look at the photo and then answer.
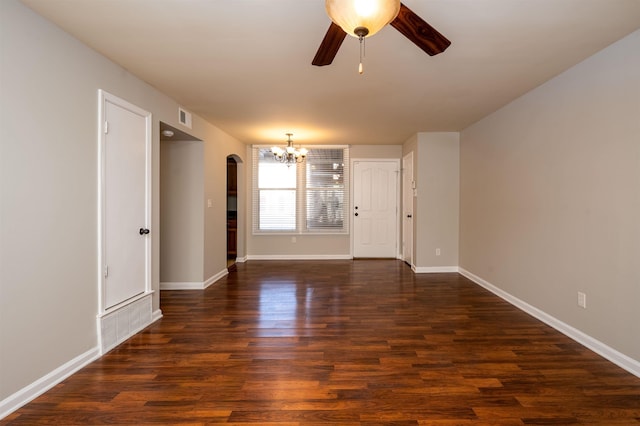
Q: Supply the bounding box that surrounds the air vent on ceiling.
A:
[178,107,192,129]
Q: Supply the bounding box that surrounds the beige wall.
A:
[203,127,247,278]
[414,133,460,269]
[351,144,402,159]
[402,133,459,270]
[0,0,245,403]
[460,30,640,361]
[160,140,204,283]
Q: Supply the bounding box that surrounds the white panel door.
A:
[101,92,151,309]
[353,160,398,258]
[402,152,414,266]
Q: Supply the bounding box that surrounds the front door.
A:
[352,160,399,258]
[100,90,151,310]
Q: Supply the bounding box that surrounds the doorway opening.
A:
[227,156,238,270]
[159,122,203,290]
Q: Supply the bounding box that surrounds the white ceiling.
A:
[21,0,640,146]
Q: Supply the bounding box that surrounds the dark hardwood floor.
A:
[4,260,640,425]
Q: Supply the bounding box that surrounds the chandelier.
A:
[271,133,308,165]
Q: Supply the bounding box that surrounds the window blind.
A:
[252,146,349,234]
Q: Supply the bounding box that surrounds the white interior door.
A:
[402,152,414,266]
[100,91,151,310]
[352,160,398,258]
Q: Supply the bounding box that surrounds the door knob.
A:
[139,228,150,235]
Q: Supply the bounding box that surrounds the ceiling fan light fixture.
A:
[325,0,400,38]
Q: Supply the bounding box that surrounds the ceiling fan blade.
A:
[390,3,451,56]
[312,22,347,66]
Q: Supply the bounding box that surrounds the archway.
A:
[227,156,238,270]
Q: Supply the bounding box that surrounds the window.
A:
[253,146,349,234]
[257,154,297,230]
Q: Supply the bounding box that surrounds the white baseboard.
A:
[247,254,353,260]
[203,269,228,289]
[160,268,229,290]
[160,281,201,290]
[235,256,248,263]
[0,347,100,420]
[413,266,459,273]
[458,267,640,378]
[152,309,163,323]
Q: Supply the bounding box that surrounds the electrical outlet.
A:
[435,248,441,256]
[291,236,297,243]
[577,292,587,309]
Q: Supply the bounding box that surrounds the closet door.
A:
[100,90,151,309]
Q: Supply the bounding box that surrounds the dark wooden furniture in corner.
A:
[227,219,237,258]
[227,158,237,260]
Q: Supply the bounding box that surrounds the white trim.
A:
[247,254,353,261]
[160,282,204,290]
[97,90,105,336]
[236,256,248,263]
[459,267,640,378]
[413,266,459,273]
[203,269,228,288]
[97,290,154,318]
[0,347,100,420]
[401,151,414,266]
[152,309,163,323]
[160,268,229,290]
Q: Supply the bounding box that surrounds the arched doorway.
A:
[227,156,238,270]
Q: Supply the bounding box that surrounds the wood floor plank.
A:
[3,260,640,424]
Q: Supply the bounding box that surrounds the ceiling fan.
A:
[312,0,451,68]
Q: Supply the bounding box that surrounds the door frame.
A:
[350,158,401,259]
[97,89,152,316]
[402,152,414,267]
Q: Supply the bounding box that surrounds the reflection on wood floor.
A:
[4,260,640,424]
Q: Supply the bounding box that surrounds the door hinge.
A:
[104,121,109,134]
[104,265,109,278]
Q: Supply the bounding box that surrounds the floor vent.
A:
[99,295,152,353]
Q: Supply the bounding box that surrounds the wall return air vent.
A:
[178,107,192,129]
